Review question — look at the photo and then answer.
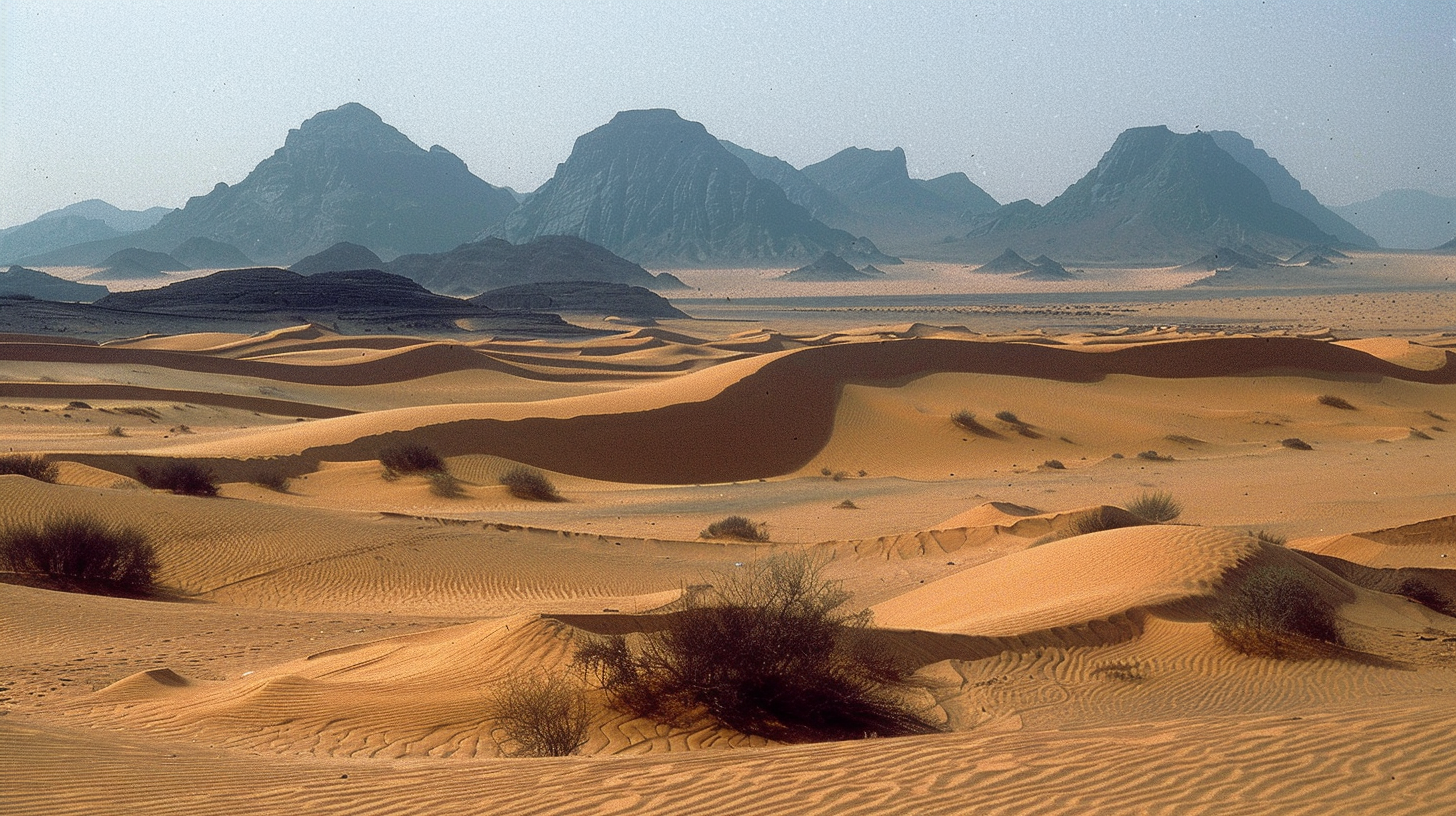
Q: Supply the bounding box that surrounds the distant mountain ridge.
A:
[494,109,895,267]
[1332,190,1456,250]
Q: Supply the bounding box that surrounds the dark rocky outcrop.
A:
[387,235,685,297]
[1332,190,1456,250]
[494,109,894,267]
[87,248,190,280]
[1207,131,1376,249]
[170,237,254,269]
[290,242,384,275]
[470,281,688,319]
[0,266,109,302]
[25,104,520,267]
[776,252,877,282]
[960,126,1339,264]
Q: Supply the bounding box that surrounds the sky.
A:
[2,0,1454,228]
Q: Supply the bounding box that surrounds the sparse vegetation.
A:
[1136,450,1173,461]
[994,410,1022,424]
[1042,459,1066,470]
[249,468,292,493]
[1281,438,1313,450]
[135,461,219,497]
[1426,410,1449,422]
[574,552,939,742]
[486,673,592,757]
[500,466,562,502]
[107,426,127,437]
[1093,661,1147,682]
[1250,529,1287,547]
[378,443,446,475]
[995,410,1042,438]
[834,499,860,510]
[700,515,768,541]
[1395,578,1454,617]
[951,410,1001,438]
[428,470,466,498]
[0,453,58,483]
[1318,394,1356,410]
[1127,491,1182,523]
[65,401,92,410]
[1065,506,1150,538]
[0,513,157,592]
[1409,428,1434,441]
[1210,565,1343,658]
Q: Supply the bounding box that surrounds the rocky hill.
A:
[493,109,894,267]
[0,266,109,303]
[291,242,384,275]
[470,281,688,319]
[776,252,878,282]
[387,235,685,297]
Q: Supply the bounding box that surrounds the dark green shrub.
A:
[0,513,157,591]
[486,673,592,757]
[0,454,58,483]
[378,443,446,475]
[500,467,562,501]
[135,461,218,497]
[575,553,939,742]
[1127,491,1182,523]
[700,515,767,541]
[1211,565,1343,657]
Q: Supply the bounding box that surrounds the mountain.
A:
[24,104,521,267]
[86,248,189,280]
[1438,235,1456,252]
[975,248,1037,274]
[170,237,254,269]
[800,147,997,252]
[1174,247,1270,273]
[0,266,109,302]
[34,199,171,233]
[1015,255,1077,281]
[719,141,847,221]
[957,126,1339,264]
[1205,131,1376,248]
[387,235,686,298]
[493,109,894,267]
[776,252,877,282]
[470,281,688,319]
[291,242,384,275]
[1331,190,1456,250]
[1285,244,1349,264]
[0,215,121,266]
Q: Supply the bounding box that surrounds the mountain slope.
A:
[1332,190,1456,250]
[494,109,892,267]
[387,236,684,297]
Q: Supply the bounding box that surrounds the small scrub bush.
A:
[574,552,939,742]
[249,468,292,493]
[486,673,592,758]
[700,515,768,541]
[1281,438,1313,450]
[428,470,466,499]
[135,461,219,497]
[1409,428,1434,441]
[994,410,1022,424]
[951,410,1001,438]
[1425,410,1448,422]
[378,443,445,475]
[500,466,562,502]
[834,499,860,510]
[0,513,157,592]
[1249,529,1287,547]
[107,426,127,437]
[1064,506,1149,538]
[1395,578,1454,617]
[0,453,58,483]
[1136,450,1173,461]
[1093,661,1147,682]
[1318,394,1356,410]
[1042,459,1066,470]
[1127,491,1182,523]
[1211,565,1343,658]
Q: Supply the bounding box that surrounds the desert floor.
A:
[4,252,1456,814]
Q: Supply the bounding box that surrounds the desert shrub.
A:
[107,426,127,437]
[575,553,939,742]
[1249,529,1287,547]
[951,410,1001,438]
[834,499,860,510]
[1409,428,1434,441]
[700,515,767,541]
[378,443,445,475]
[1042,459,1066,470]
[1065,506,1149,538]
[249,468,291,493]
[1127,491,1182,523]
[994,410,1022,424]
[1426,410,1449,422]
[428,470,466,498]
[1211,565,1343,658]
[1281,438,1313,450]
[0,453,58,483]
[0,513,157,591]
[486,673,592,757]
[500,466,562,501]
[135,461,218,497]
[1318,394,1356,410]
[1093,661,1147,682]
[1136,450,1173,461]
[1395,578,1455,616]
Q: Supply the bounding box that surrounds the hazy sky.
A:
[2,0,1454,228]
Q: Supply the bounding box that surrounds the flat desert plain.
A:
[5,257,1456,815]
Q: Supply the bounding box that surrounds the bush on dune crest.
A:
[378,443,446,476]
[575,552,940,743]
[700,515,767,541]
[1211,565,1344,658]
[500,466,562,502]
[1126,491,1182,523]
[0,453,58,483]
[0,513,157,592]
[135,461,219,497]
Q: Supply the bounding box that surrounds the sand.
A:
[5,273,1456,814]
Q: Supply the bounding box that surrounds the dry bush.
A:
[107,426,127,437]
[1395,578,1455,616]
[834,499,860,510]
[486,673,592,757]
[575,552,939,742]
[135,461,218,497]
[1126,491,1182,523]
[249,468,291,493]
[0,453,58,483]
[0,513,157,592]
[1136,450,1173,461]
[1042,459,1066,470]
[951,410,1001,438]
[428,470,466,498]
[700,515,767,541]
[1210,565,1343,658]
[1318,394,1356,410]
[1064,507,1150,538]
[500,466,562,501]
[1281,438,1313,450]
[1249,529,1287,547]
[378,443,445,475]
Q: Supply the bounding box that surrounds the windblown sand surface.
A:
[5,312,1456,814]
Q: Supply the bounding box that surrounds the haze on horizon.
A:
[2,0,1453,229]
